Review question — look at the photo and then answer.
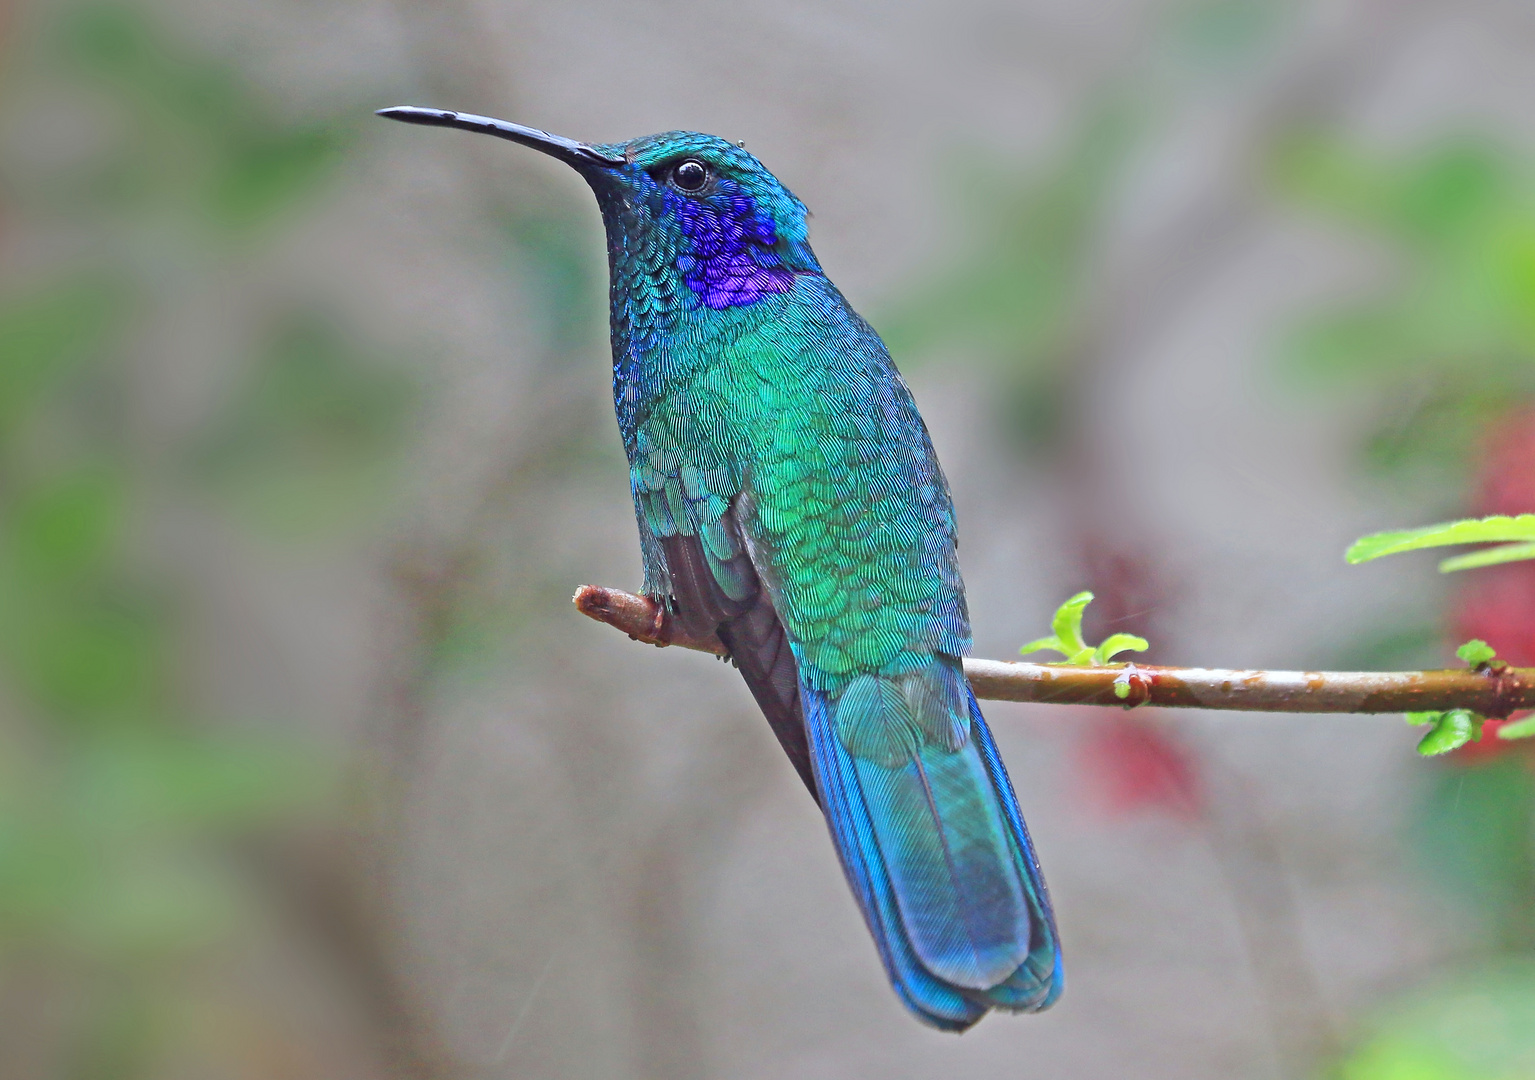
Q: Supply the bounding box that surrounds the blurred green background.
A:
[4,1,1535,1077]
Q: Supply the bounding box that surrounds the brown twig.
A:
[574,584,1535,716]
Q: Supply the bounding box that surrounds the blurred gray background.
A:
[6,1,1535,1077]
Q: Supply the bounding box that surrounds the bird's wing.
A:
[661,521,818,802]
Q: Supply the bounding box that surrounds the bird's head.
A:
[379,107,819,318]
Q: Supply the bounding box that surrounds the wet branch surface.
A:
[575,584,1535,717]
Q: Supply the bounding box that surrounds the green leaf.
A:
[1020,591,1094,664]
[1400,644,1499,751]
[1051,591,1093,657]
[1093,633,1149,666]
[1347,515,1535,564]
[1439,542,1535,572]
[1496,715,1535,741]
[1021,592,1151,666]
[1018,635,1067,659]
[1417,709,1483,756]
[1456,639,1497,667]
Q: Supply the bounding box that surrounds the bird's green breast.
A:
[631,278,970,691]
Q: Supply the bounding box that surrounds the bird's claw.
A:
[641,595,674,647]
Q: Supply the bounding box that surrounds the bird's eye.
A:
[670,159,708,192]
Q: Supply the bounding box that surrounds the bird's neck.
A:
[608,279,798,447]
[593,181,821,351]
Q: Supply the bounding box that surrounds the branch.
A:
[573,585,1535,717]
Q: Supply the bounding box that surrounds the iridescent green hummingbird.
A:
[378,105,1062,1030]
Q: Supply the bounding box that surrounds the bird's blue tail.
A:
[803,657,1062,1030]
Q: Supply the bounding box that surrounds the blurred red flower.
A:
[1447,407,1535,762]
[1073,714,1202,819]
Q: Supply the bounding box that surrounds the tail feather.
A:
[965,690,1064,1011]
[803,687,988,1031]
[803,663,1062,1028]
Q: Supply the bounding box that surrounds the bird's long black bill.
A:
[375,106,624,168]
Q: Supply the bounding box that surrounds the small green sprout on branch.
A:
[1404,677,1535,755]
[1018,592,1150,702]
[1019,591,1149,667]
[1404,641,1501,756]
[1349,514,1535,753]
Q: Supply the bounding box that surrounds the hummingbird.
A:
[378,105,1062,1030]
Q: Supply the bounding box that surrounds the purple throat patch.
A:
[669,185,797,309]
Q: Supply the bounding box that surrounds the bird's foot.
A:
[643,595,674,647]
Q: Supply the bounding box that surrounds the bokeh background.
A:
[5,0,1535,1076]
